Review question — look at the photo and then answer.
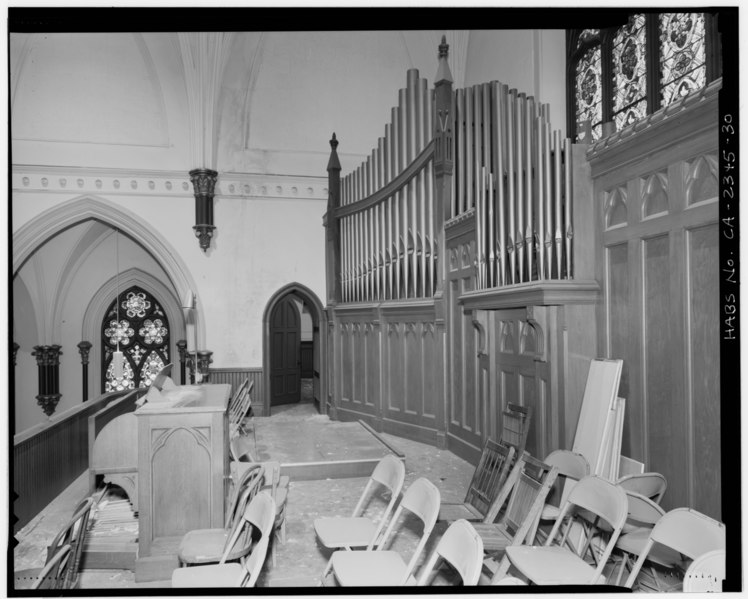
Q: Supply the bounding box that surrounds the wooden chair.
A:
[416,519,484,586]
[228,379,254,438]
[172,491,276,588]
[316,454,405,579]
[499,403,533,457]
[177,463,265,566]
[14,496,94,590]
[624,507,726,590]
[617,471,667,504]
[438,440,514,523]
[472,453,558,583]
[329,478,441,586]
[503,476,628,585]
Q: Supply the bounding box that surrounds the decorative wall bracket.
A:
[32,344,62,417]
[189,168,218,252]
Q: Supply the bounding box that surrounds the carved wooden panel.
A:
[338,320,379,416]
[687,224,720,517]
[686,154,718,206]
[594,111,720,518]
[151,426,212,538]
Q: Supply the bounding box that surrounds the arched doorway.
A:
[262,283,327,417]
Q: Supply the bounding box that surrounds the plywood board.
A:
[571,359,623,475]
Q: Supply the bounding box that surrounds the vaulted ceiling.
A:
[10,31,477,177]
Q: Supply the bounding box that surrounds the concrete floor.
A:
[12,398,474,589]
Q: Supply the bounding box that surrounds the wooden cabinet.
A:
[134,384,231,581]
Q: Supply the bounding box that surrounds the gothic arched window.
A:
[568,12,720,142]
[101,286,170,392]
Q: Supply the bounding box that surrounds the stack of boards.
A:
[81,488,138,570]
[572,358,626,481]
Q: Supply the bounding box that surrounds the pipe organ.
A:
[324,37,598,470]
[338,69,436,302]
[453,83,573,288]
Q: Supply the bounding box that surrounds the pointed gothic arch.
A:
[262,282,328,417]
[12,195,205,350]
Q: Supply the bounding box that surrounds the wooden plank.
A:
[571,358,623,473]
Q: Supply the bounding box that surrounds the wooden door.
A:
[270,296,301,406]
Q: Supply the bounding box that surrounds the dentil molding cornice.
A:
[11,166,328,201]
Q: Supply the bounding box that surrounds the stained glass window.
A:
[575,45,603,142]
[568,12,718,142]
[660,13,706,106]
[612,14,647,131]
[101,285,170,392]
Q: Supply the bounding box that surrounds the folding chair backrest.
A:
[378,477,441,584]
[464,439,514,517]
[351,454,405,548]
[623,491,665,530]
[617,472,667,504]
[31,544,72,590]
[417,519,484,586]
[648,508,725,559]
[220,491,276,565]
[543,450,589,509]
[502,455,558,540]
[624,507,725,589]
[548,475,628,583]
[229,378,249,420]
[500,403,532,456]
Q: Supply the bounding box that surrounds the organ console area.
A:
[88,382,232,581]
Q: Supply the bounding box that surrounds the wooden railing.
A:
[13,389,144,533]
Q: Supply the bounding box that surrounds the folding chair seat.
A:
[438,440,514,523]
[172,491,276,588]
[315,454,405,578]
[14,496,94,590]
[329,477,441,586]
[178,463,264,565]
[624,507,725,590]
[416,519,484,586]
[503,475,628,585]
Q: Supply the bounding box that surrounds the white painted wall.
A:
[463,29,566,135]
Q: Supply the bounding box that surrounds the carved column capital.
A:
[12,342,19,367]
[176,339,188,361]
[32,344,62,366]
[189,168,218,197]
[77,340,93,365]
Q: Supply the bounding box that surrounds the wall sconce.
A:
[189,168,218,252]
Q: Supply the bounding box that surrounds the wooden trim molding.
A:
[586,78,721,178]
[459,280,601,311]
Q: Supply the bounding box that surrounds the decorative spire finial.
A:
[327,132,341,172]
[439,35,449,58]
